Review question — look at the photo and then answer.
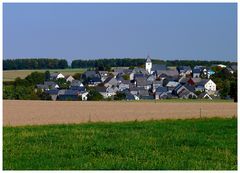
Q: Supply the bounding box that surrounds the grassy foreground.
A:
[3,118,237,170]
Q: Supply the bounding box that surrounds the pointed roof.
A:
[146,55,151,63]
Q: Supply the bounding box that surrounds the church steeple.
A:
[145,55,152,74]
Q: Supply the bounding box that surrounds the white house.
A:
[66,75,75,83]
[198,79,216,95]
[50,72,65,80]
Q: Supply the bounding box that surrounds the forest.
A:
[3,58,236,70]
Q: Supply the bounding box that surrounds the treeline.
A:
[72,59,235,68]
[3,59,68,70]
[4,58,236,70]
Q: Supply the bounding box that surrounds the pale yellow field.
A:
[3,100,237,126]
[3,68,86,81]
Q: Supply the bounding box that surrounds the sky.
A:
[3,3,237,62]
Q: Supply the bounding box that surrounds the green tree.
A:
[25,72,45,86]
[3,85,15,99]
[56,78,70,89]
[87,89,103,101]
[220,80,230,99]
[73,73,82,80]
[122,74,130,80]
[114,92,126,100]
[45,71,50,81]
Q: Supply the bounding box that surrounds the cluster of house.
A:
[36,56,237,101]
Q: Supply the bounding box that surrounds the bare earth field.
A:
[3,100,237,126]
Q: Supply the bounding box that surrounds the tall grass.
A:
[3,118,237,170]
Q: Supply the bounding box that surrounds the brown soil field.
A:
[3,100,237,126]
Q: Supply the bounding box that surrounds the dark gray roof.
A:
[138,89,149,96]
[71,80,82,87]
[157,70,179,77]
[156,86,168,93]
[197,79,210,86]
[136,77,148,87]
[58,89,79,96]
[84,71,99,78]
[178,77,190,84]
[46,89,59,95]
[50,72,60,78]
[132,67,148,74]
[152,64,167,71]
[95,86,107,92]
[177,66,192,73]
[121,79,130,85]
[173,83,183,93]
[44,81,57,86]
[184,84,195,93]
[36,84,49,90]
[134,73,145,79]
[192,68,201,74]
[70,86,86,92]
[129,86,139,92]
[89,77,101,83]
[153,80,163,85]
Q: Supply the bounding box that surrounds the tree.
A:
[56,78,70,89]
[73,73,82,80]
[230,80,237,102]
[87,89,103,101]
[220,80,230,99]
[3,85,15,99]
[45,71,50,81]
[114,92,126,100]
[25,72,45,86]
[122,74,130,80]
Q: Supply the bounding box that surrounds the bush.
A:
[114,92,126,100]
[88,89,103,101]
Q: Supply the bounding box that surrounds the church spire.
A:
[145,55,152,74]
[146,55,151,63]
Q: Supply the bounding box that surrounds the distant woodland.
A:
[3,58,236,70]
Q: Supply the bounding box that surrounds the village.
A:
[35,56,237,101]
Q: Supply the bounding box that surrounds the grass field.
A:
[3,118,237,170]
[3,68,86,81]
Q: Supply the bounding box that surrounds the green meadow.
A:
[3,118,237,170]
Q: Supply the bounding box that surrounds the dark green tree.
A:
[87,89,103,101]
[114,92,126,100]
[45,71,51,81]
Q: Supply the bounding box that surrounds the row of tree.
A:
[3,58,68,70]
[4,58,235,70]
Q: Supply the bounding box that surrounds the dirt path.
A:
[3,100,237,126]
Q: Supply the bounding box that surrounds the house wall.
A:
[205,80,216,92]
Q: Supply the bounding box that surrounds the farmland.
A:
[3,100,237,126]
[3,68,86,81]
[3,118,237,170]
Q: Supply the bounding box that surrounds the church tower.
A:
[145,55,152,74]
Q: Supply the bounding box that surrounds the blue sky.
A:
[3,3,237,62]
